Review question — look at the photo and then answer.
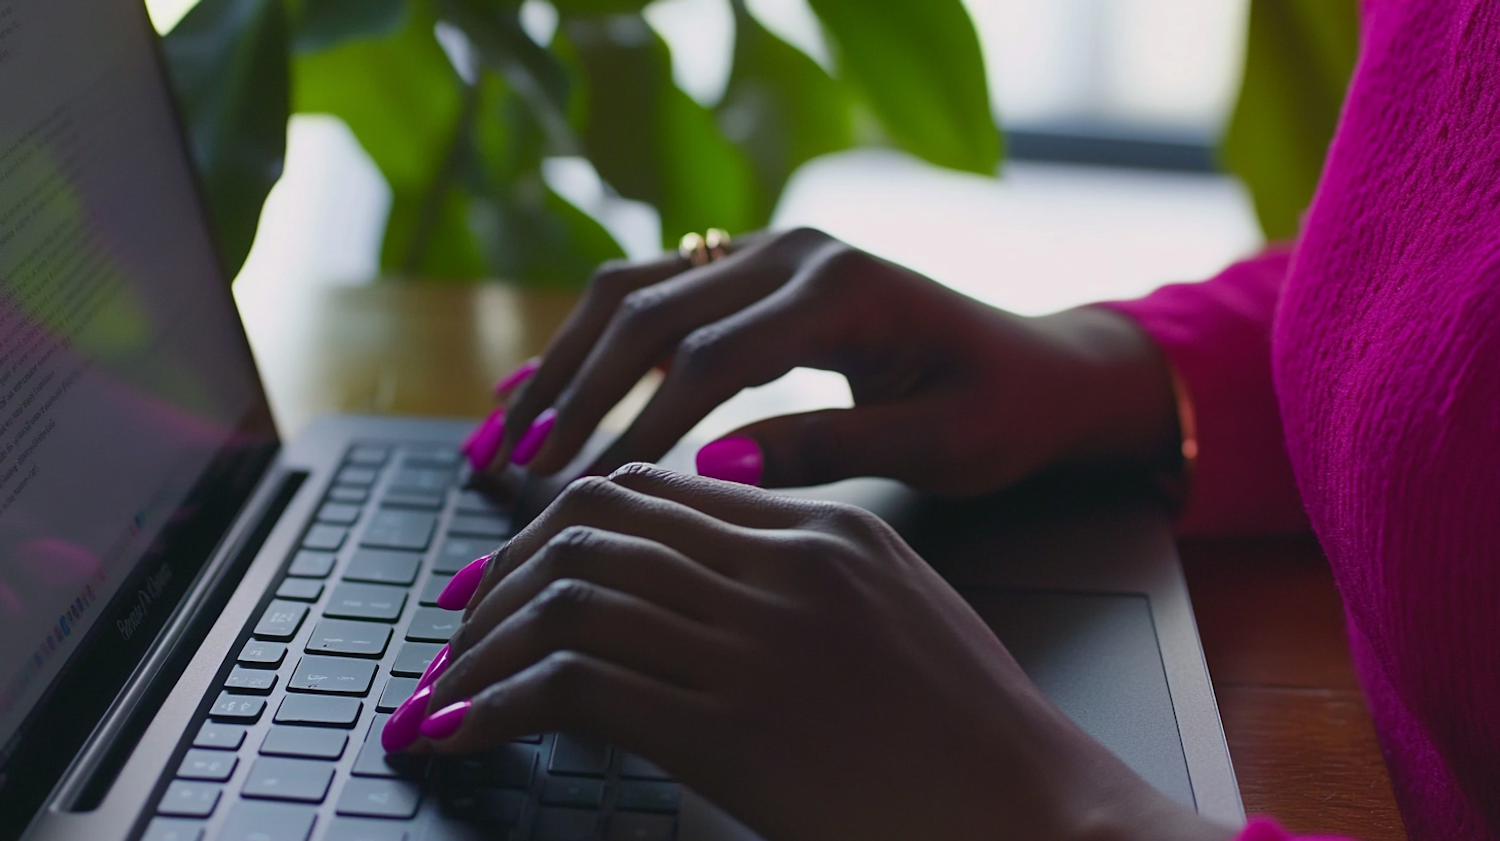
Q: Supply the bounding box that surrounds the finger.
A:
[605,462,817,528]
[422,652,706,761]
[711,400,961,489]
[488,254,689,469]
[435,579,732,717]
[454,525,751,662]
[583,268,855,476]
[464,475,793,620]
[514,235,815,475]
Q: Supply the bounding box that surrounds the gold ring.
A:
[679,229,731,267]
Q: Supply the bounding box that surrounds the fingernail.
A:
[437,556,489,611]
[493,358,541,396]
[381,685,433,752]
[465,411,507,472]
[415,644,451,691]
[420,701,471,740]
[511,408,557,467]
[461,407,505,456]
[696,436,763,486]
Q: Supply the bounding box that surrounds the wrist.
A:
[1026,306,1182,474]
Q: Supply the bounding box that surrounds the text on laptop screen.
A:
[0,0,267,759]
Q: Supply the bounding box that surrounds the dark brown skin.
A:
[419,229,1234,840]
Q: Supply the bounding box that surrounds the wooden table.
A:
[237,281,1408,840]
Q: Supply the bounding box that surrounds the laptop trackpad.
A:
[963,587,1195,809]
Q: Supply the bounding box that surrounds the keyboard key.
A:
[388,467,454,494]
[418,576,447,606]
[447,515,511,540]
[193,722,246,751]
[329,485,370,504]
[303,524,349,551]
[238,639,286,668]
[276,578,324,601]
[177,749,238,782]
[225,667,278,694]
[390,642,444,677]
[254,601,309,641]
[455,490,505,516]
[549,734,610,777]
[319,503,363,525]
[275,695,363,728]
[209,692,266,723]
[352,715,428,779]
[306,619,392,657]
[157,780,220,817]
[617,753,673,781]
[616,781,681,813]
[434,538,493,575]
[217,800,318,841]
[607,813,676,841]
[242,757,334,803]
[405,607,461,642]
[540,777,603,808]
[324,818,410,841]
[438,745,535,789]
[344,550,422,586]
[360,510,437,552]
[381,490,444,511]
[535,808,599,841]
[377,676,419,712]
[336,778,422,818]
[288,655,378,695]
[261,726,348,760]
[401,445,462,468]
[439,788,525,826]
[348,446,392,466]
[325,582,408,622]
[142,817,205,841]
[337,466,380,486]
[287,551,336,578]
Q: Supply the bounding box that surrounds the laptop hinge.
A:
[50,467,306,812]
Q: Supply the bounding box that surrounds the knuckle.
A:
[555,475,620,514]
[539,651,597,706]
[616,287,669,330]
[585,261,641,302]
[799,244,867,297]
[672,325,731,381]
[609,461,666,482]
[543,526,603,571]
[774,226,831,253]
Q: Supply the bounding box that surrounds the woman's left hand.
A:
[396,465,1230,841]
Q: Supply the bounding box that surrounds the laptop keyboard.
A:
[142,442,681,841]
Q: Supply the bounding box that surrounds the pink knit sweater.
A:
[1105,2,1500,839]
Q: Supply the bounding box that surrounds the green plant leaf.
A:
[718,2,853,224]
[1220,0,1359,240]
[294,3,486,277]
[806,0,998,175]
[294,0,408,53]
[549,0,651,14]
[564,14,756,246]
[162,0,290,281]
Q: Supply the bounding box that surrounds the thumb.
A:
[695,404,942,489]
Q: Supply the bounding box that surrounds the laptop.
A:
[0,1,1243,839]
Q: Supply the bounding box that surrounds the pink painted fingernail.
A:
[465,411,507,472]
[696,436,763,486]
[461,407,505,456]
[493,358,541,396]
[381,685,433,752]
[420,700,471,740]
[511,408,557,467]
[416,644,451,691]
[437,556,489,610]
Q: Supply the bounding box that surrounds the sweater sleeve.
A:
[1236,817,1358,841]
[1098,245,1309,535]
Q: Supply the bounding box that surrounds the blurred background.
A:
[142,0,1353,432]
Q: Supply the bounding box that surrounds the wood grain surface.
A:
[239,281,1409,840]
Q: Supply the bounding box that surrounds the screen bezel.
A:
[0,2,282,835]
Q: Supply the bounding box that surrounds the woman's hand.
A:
[391,465,1231,841]
[474,228,1181,497]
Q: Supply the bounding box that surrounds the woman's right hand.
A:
[476,228,1181,497]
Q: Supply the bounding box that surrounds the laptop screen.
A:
[0,0,275,803]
